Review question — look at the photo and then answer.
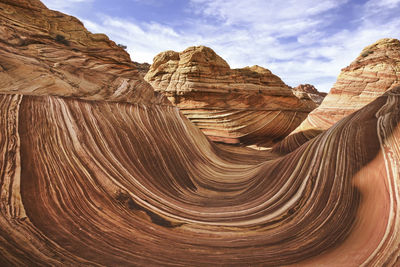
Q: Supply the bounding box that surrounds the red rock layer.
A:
[0,1,400,266]
[275,38,400,153]
[0,86,399,266]
[145,46,316,146]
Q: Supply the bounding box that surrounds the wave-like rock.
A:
[275,38,400,153]
[1,86,399,266]
[145,46,316,146]
[1,1,400,266]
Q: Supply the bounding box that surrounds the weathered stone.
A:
[0,0,168,105]
[145,46,316,146]
[275,38,400,153]
[292,84,327,105]
[0,1,400,266]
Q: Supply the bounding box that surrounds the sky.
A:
[41,0,400,92]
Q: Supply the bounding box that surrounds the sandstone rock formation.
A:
[274,38,400,153]
[0,1,400,266]
[293,84,327,104]
[133,61,150,77]
[0,0,167,105]
[145,46,317,146]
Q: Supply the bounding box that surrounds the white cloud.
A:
[191,0,347,23]
[365,0,400,9]
[63,0,400,92]
[185,0,400,91]
[81,16,198,63]
[41,0,93,13]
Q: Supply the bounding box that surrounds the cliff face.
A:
[1,1,400,266]
[275,38,400,153]
[145,46,316,146]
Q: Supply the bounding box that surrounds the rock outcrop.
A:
[145,46,317,146]
[292,84,327,105]
[133,61,150,77]
[0,0,167,105]
[0,1,400,266]
[275,38,400,153]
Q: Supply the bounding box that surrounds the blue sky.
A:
[41,0,400,92]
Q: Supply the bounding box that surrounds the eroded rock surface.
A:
[293,84,327,105]
[275,38,400,153]
[145,46,316,146]
[0,0,167,105]
[0,1,400,266]
[133,61,150,77]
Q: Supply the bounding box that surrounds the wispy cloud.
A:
[190,0,347,28]
[81,16,195,63]
[42,0,400,92]
[365,0,400,9]
[41,0,93,13]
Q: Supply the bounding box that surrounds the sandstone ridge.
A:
[0,0,168,105]
[274,38,400,153]
[145,45,317,145]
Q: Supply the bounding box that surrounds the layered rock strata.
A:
[275,38,400,153]
[293,84,327,105]
[0,1,400,266]
[145,46,316,146]
[0,0,167,105]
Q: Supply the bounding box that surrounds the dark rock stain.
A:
[116,191,183,228]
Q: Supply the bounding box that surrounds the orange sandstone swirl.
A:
[0,0,399,265]
[0,87,397,265]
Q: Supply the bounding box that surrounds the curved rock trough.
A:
[0,0,399,266]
